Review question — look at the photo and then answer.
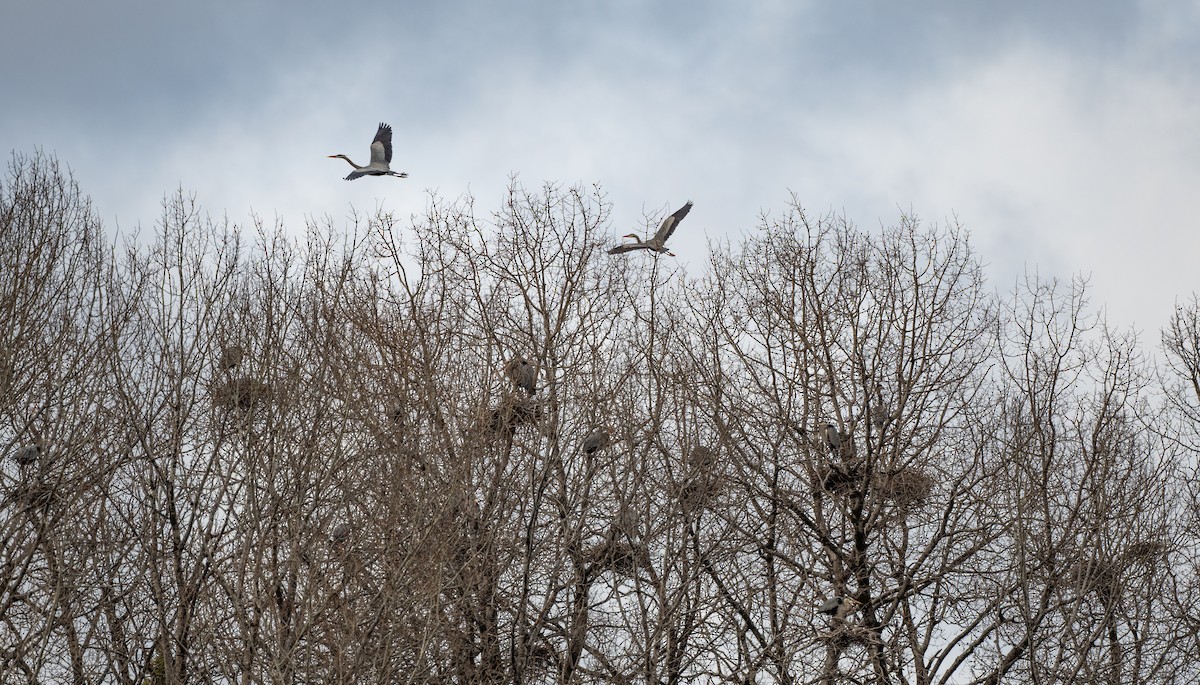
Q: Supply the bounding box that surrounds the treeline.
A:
[2,151,1200,684]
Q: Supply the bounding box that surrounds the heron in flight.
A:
[608,201,693,256]
[328,122,409,180]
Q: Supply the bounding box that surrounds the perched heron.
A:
[823,423,841,453]
[608,201,693,256]
[329,523,351,545]
[328,122,409,180]
[818,596,860,619]
[614,504,639,538]
[871,382,893,433]
[871,408,894,433]
[218,345,243,371]
[12,443,40,467]
[583,427,611,456]
[688,445,717,470]
[504,356,538,396]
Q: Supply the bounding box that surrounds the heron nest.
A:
[211,376,274,411]
[676,473,722,514]
[1123,540,1171,564]
[823,624,879,649]
[484,393,543,435]
[522,641,559,671]
[813,460,865,495]
[584,538,653,578]
[874,467,935,509]
[1067,557,1122,602]
[8,479,59,514]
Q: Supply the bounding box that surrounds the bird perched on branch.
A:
[12,443,40,467]
[823,423,841,453]
[218,345,243,371]
[504,356,538,396]
[329,523,351,545]
[870,383,894,433]
[609,201,693,256]
[818,596,860,619]
[328,122,409,180]
[582,427,612,456]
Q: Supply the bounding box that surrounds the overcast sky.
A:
[3,1,1198,335]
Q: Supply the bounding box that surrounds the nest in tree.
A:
[1122,540,1170,564]
[824,624,877,648]
[211,376,274,411]
[486,394,543,434]
[585,538,653,578]
[9,480,58,513]
[814,460,864,495]
[677,474,721,514]
[523,641,558,670]
[874,467,934,509]
[1068,557,1121,601]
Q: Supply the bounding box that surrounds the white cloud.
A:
[6,1,1198,336]
[801,45,1200,332]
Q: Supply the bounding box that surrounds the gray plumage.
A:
[218,345,243,371]
[329,523,351,545]
[872,408,893,433]
[871,383,893,433]
[583,428,611,455]
[504,356,538,396]
[614,505,639,538]
[329,122,409,180]
[12,443,40,467]
[688,445,716,470]
[818,596,859,618]
[608,201,693,255]
[823,423,841,452]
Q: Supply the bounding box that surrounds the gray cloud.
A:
[2,0,1197,332]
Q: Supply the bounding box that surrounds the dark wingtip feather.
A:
[372,122,395,164]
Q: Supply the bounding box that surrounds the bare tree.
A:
[3,153,1200,684]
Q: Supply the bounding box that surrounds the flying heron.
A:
[608,201,693,256]
[504,356,538,396]
[328,122,409,180]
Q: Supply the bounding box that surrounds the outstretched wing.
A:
[654,200,693,242]
[608,242,651,255]
[370,122,393,165]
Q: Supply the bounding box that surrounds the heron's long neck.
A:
[336,155,363,170]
